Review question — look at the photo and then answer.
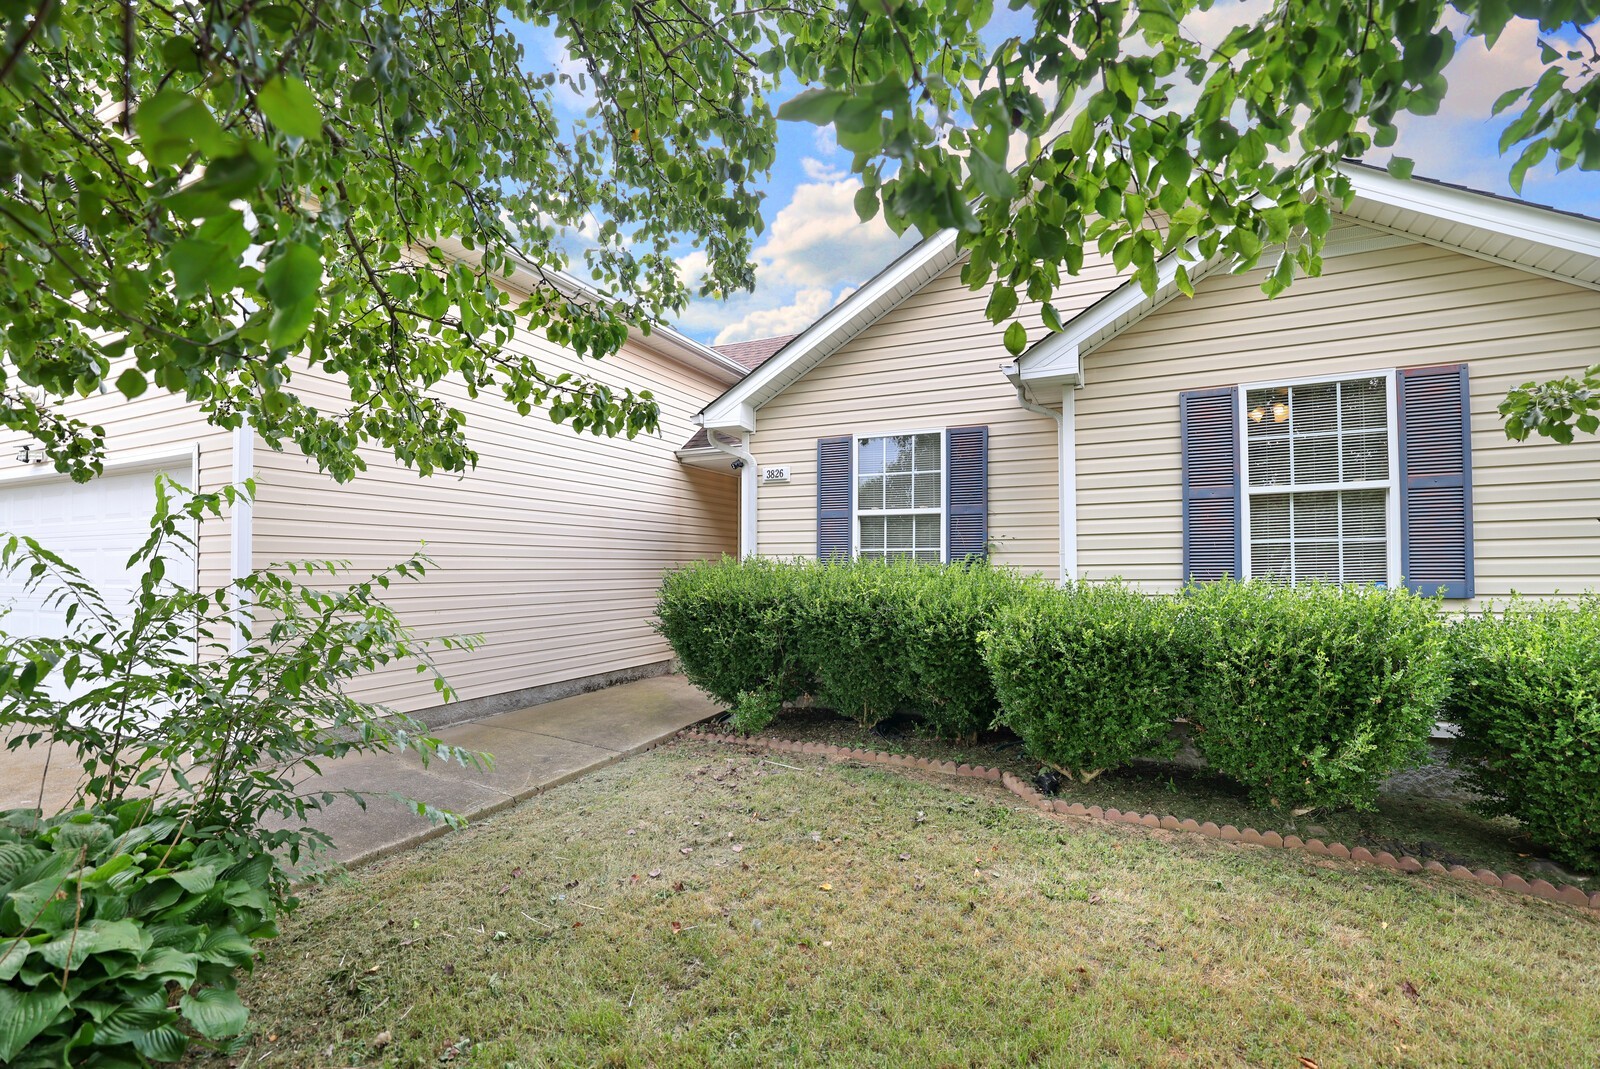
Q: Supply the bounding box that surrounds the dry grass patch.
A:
[224,742,1600,1068]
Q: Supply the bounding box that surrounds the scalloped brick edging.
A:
[681,728,1599,914]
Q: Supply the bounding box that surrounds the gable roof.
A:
[695,162,1600,427]
[678,337,792,450]
[1015,163,1600,387]
[714,334,796,372]
[696,230,962,431]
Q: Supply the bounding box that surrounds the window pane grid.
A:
[1244,376,1392,588]
[856,432,943,562]
[1246,377,1390,489]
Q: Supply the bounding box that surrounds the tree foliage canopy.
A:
[2,0,1596,481]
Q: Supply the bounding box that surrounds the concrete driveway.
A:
[0,674,719,865]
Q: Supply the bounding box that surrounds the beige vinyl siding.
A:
[1077,225,1600,601]
[752,254,1124,577]
[250,331,736,714]
[0,384,234,590]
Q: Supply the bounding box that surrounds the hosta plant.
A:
[0,804,276,1066]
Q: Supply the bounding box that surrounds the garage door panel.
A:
[0,468,196,676]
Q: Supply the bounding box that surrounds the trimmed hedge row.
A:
[1447,597,1600,869]
[656,557,1014,738]
[657,559,1599,866]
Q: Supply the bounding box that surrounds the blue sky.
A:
[516,8,1600,347]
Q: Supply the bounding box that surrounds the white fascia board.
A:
[427,236,747,386]
[1344,166,1600,261]
[1019,243,1225,386]
[696,229,964,431]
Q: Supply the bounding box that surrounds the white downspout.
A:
[1059,386,1078,584]
[1003,366,1077,585]
[703,427,757,559]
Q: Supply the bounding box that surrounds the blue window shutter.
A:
[946,425,989,561]
[1399,364,1475,598]
[816,435,852,560]
[1180,387,1242,582]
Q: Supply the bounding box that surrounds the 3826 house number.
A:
[761,465,790,484]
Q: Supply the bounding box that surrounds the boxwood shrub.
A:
[1182,581,1450,812]
[654,557,813,730]
[985,581,1190,780]
[1446,598,1600,870]
[899,561,1026,740]
[656,557,1027,736]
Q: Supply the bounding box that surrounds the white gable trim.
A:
[1019,245,1231,388]
[1346,166,1600,263]
[696,230,962,432]
[697,162,1600,427]
[1019,167,1600,381]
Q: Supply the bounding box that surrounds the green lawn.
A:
[227,742,1600,1068]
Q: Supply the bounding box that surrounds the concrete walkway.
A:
[1,674,719,866]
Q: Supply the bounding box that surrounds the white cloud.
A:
[713,287,837,345]
[674,173,915,344]
[675,248,709,292]
[813,123,839,156]
[801,157,849,181]
[754,178,908,290]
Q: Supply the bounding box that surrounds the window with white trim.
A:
[1242,374,1395,586]
[855,432,942,561]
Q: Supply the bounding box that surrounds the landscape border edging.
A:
[680,728,1599,914]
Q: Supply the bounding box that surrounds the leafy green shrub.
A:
[985,582,1189,780]
[655,557,812,719]
[657,557,1027,735]
[790,560,915,729]
[1182,581,1449,812]
[0,804,276,1066]
[1446,598,1600,870]
[1,477,489,1063]
[899,561,1027,740]
[0,479,485,896]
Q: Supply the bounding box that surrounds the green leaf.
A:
[853,185,879,223]
[115,368,148,399]
[167,238,230,300]
[167,865,217,894]
[258,76,324,140]
[179,987,249,1039]
[132,1022,189,1062]
[985,284,1018,322]
[0,940,30,983]
[1491,86,1526,116]
[198,929,257,968]
[1386,156,1414,181]
[260,242,323,349]
[1174,263,1194,298]
[967,149,1017,200]
[132,90,228,168]
[776,88,850,125]
[1003,320,1028,356]
[0,988,69,1062]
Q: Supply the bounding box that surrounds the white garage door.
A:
[0,466,194,642]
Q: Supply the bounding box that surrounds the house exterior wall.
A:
[0,382,235,591]
[249,330,738,715]
[1076,230,1600,602]
[750,253,1125,579]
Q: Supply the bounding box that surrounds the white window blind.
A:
[1243,376,1393,585]
[856,432,942,561]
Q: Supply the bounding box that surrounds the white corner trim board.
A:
[229,422,255,651]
